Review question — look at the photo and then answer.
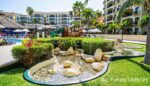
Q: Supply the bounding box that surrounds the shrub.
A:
[50,37,61,48]
[82,38,115,55]
[12,45,27,60]
[50,37,83,50]
[138,15,150,27]
[12,43,53,68]
[60,38,76,50]
[36,38,51,43]
[70,37,83,48]
[22,38,31,45]
[26,37,83,49]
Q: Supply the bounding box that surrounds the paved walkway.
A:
[101,34,146,42]
[0,43,21,66]
[107,38,146,44]
[123,40,146,44]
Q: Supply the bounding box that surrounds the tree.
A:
[26,7,34,16]
[82,8,96,28]
[72,21,80,28]
[96,10,102,18]
[108,23,120,34]
[32,18,40,24]
[72,1,85,28]
[118,0,150,64]
[96,22,105,32]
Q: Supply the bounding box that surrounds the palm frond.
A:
[84,0,88,5]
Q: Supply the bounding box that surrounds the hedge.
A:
[22,37,115,55]
[82,38,115,55]
[12,43,53,68]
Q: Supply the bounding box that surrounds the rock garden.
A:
[11,37,145,85]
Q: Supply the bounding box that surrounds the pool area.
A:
[6,38,22,43]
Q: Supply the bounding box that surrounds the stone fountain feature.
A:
[24,43,144,85]
[24,47,109,85]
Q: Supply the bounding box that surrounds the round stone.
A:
[85,57,95,63]
[63,61,74,68]
[94,49,103,62]
[91,62,105,71]
[62,68,81,77]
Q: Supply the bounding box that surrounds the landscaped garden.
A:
[0,37,149,86]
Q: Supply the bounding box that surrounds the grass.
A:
[0,43,150,86]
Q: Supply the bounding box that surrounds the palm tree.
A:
[108,23,120,34]
[72,21,80,28]
[118,0,150,64]
[82,8,96,28]
[96,10,102,18]
[26,7,34,16]
[72,1,85,28]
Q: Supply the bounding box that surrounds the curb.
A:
[23,54,145,86]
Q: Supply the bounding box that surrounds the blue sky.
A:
[0,0,104,14]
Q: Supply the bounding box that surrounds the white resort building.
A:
[1,11,81,27]
[103,0,146,35]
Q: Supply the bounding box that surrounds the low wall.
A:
[100,34,147,42]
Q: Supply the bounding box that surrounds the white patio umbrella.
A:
[92,28,102,33]
[0,24,4,28]
[87,28,102,33]
[38,27,43,30]
[13,29,23,32]
[22,29,30,32]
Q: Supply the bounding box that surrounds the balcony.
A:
[107,8,113,15]
[107,1,114,8]
[134,7,140,15]
[107,0,114,3]
[107,15,113,21]
[123,9,133,17]
[114,0,120,4]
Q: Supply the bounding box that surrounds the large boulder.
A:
[54,47,60,55]
[54,47,60,52]
[63,61,74,68]
[85,57,95,63]
[67,47,75,55]
[94,49,103,62]
[102,54,110,61]
[75,51,81,57]
[91,62,105,71]
[62,68,81,77]
[81,54,93,60]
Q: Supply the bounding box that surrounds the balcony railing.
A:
[107,11,113,15]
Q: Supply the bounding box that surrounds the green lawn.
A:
[0,43,150,86]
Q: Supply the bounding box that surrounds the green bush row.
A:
[82,38,115,55]
[12,43,53,68]
[27,37,115,55]
[31,37,83,50]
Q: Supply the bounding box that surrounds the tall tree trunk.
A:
[144,22,150,64]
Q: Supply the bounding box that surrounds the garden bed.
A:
[0,43,149,86]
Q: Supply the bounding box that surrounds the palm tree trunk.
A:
[144,21,150,64]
